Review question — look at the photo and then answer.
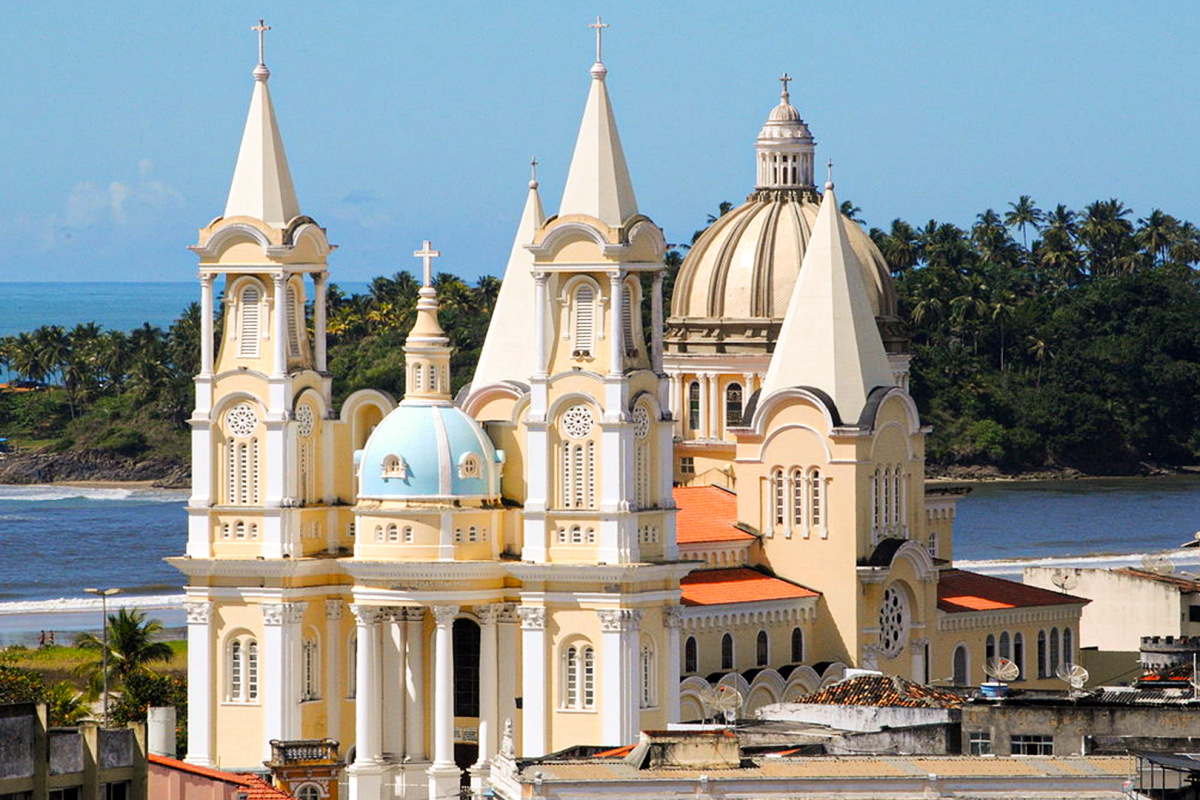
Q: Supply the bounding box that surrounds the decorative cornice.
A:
[681,597,816,629]
[517,606,546,631]
[506,562,695,584]
[167,556,340,580]
[185,601,214,625]
[262,601,306,626]
[937,605,1083,632]
[338,559,507,584]
[597,608,644,632]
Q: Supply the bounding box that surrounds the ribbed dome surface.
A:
[670,189,897,321]
[767,100,803,123]
[358,403,501,501]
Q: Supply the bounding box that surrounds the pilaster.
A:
[597,608,643,745]
[261,601,306,762]
[183,601,214,766]
[517,606,547,757]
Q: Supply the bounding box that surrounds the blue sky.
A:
[1,2,1197,283]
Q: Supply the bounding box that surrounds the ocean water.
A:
[2,475,1199,644]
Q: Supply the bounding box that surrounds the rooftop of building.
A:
[672,486,755,544]
[1114,567,1200,592]
[937,568,1091,613]
[792,673,964,708]
[149,754,295,799]
[680,567,818,606]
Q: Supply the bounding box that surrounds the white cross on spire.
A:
[413,240,441,288]
[251,19,271,66]
[530,157,539,182]
[780,72,792,98]
[826,158,834,186]
[589,15,609,63]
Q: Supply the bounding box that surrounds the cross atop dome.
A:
[779,72,792,101]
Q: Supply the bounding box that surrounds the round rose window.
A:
[226,403,259,438]
[632,406,650,439]
[878,585,909,658]
[296,404,315,438]
[561,404,594,440]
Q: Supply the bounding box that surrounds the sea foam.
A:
[0,594,185,616]
[0,485,185,503]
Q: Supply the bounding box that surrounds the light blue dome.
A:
[358,402,502,500]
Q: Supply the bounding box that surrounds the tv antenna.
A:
[984,656,1019,684]
[699,684,744,724]
[1056,663,1090,696]
[1051,570,1078,593]
[1141,553,1176,576]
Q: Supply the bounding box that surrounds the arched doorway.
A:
[453,618,481,777]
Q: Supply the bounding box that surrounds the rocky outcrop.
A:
[0,451,190,488]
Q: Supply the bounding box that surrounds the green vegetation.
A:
[3,196,1200,476]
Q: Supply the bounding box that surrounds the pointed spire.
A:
[759,180,893,421]
[404,241,453,404]
[471,171,548,391]
[224,19,300,226]
[558,18,638,226]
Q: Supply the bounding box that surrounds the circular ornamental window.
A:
[632,406,650,440]
[878,585,909,658]
[560,404,595,440]
[296,404,315,438]
[226,403,259,438]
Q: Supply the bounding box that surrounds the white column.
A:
[261,602,306,762]
[496,605,519,753]
[350,604,383,765]
[663,607,682,724]
[608,272,624,375]
[272,273,288,377]
[474,604,500,767]
[650,271,664,373]
[698,374,710,439]
[404,607,427,761]
[324,600,342,742]
[183,602,214,766]
[597,608,643,745]
[427,605,460,799]
[675,374,686,437]
[382,608,404,758]
[533,272,549,377]
[199,274,215,375]
[517,606,547,756]
[709,373,721,440]
[314,271,328,373]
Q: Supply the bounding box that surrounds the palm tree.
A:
[1004,195,1044,249]
[75,608,174,700]
[872,219,920,276]
[840,199,864,224]
[1137,209,1178,265]
[46,681,89,725]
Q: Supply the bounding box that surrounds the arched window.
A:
[387,524,398,542]
[985,634,996,663]
[1013,633,1025,679]
[286,284,303,360]
[559,406,597,510]
[572,284,596,357]
[301,637,319,701]
[640,640,656,708]
[453,619,481,718]
[771,469,785,533]
[403,526,413,543]
[633,405,652,510]
[562,644,596,709]
[622,284,637,356]
[872,469,881,539]
[809,469,822,529]
[413,363,423,391]
[225,403,260,506]
[999,631,1011,661]
[791,628,803,663]
[721,633,734,670]
[235,521,246,539]
[725,383,743,427]
[1037,630,1048,678]
[1063,627,1074,666]
[228,635,259,703]
[790,468,804,533]
[756,630,769,667]
[952,645,969,686]
[928,530,938,558]
[295,786,320,800]
[687,382,701,432]
[684,637,698,674]
[1049,628,1061,675]
[238,284,262,358]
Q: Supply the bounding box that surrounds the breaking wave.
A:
[0,485,185,503]
[0,594,184,616]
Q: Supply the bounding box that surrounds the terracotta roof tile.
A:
[673,486,755,544]
[938,569,1090,613]
[239,775,295,800]
[794,674,963,708]
[680,567,818,606]
[148,754,254,785]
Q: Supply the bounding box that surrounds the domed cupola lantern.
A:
[755,73,817,194]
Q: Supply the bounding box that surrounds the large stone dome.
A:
[666,79,904,356]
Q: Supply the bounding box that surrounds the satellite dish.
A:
[984,657,1019,683]
[1051,570,1078,593]
[698,685,743,723]
[1142,554,1176,575]
[1056,663,1090,694]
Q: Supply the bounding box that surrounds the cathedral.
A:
[170,21,1089,800]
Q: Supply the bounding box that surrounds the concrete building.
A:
[0,702,146,800]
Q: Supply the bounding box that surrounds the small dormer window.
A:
[382,454,407,480]
[458,454,480,479]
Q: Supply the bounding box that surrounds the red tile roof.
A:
[937,569,1090,613]
[148,754,295,799]
[795,674,963,708]
[673,486,755,544]
[592,744,636,758]
[681,567,819,606]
